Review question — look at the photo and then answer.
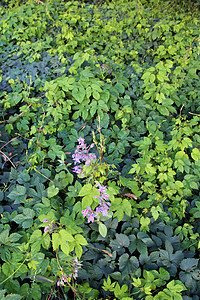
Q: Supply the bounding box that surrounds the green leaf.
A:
[72,86,85,103]
[8,185,27,204]
[122,199,132,217]
[52,233,60,251]
[151,206,161,221]
[119,254,139,278]
[190,181,198,189]
[136,240,147,255]
[191,148,200,162]
[9,233,21,242]
[99,222,107,237]
[159,268,170,281]
[180,258,199,272]
[59,229,74,242]
[110,233,130,250]
[175,151,185,159]
[60,243,70,255]
[75,244,83,259]
[79,184,93,196]
[156,104,169,116]
[42,234,51,250]
[5,295,23,300]
[75,234,87,245]
[30,230,42,243]
[149,74,155,83]
[91,83,102,93]
[0,190,4,201]
[103,276,116,291]
[166,280,186,293]
[47,185,59,198]
[2,262,13,276]
[93,90,100,100]
[115,82,125,94]
[140,216,150,232]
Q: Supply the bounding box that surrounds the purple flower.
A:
[98,185,107,194]
[44,226,51,233]
[77,137,85,145]
[57,274,68,287]
[96,203,111,216]
[72,257,81,279]
[102,193,109,200]
[72,154,81,165]
[82,185,111,223]
[85,159,91,166]
[43,219,50,223]
[57,257,82,285]
[43,219,56,234]
[72,137,97,170]
[82,207,93,217]
[82,207,97,223]
[87,212,97,223]
[73,166,83,174]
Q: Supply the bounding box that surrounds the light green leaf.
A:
[140,216,150,231]
[60,243,70,255]
[79,184,93,196]
[75,244,83,259]
[93,90,100,100]
[59,229,74,242]
[191,148,200,162]
[75,234,87,245]
[52,233,60,250]
[99,222,107,237]
[47,185,59,198]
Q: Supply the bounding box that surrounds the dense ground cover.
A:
[0,0,200,299]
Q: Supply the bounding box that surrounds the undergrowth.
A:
[0,0,199,299]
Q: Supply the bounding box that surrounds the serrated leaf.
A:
[140,216,150,231]
[47,185,59,198]
[75,234,87,245]
[8,185,27,204]
[60,243,70,255]
[191,148,200,162]
[42,234,50,250]
[52,233,60,250]
[129,234,137,254]
[119,253,139,278]
[22,219,33,229]
[159,267,170,281]
[79,184,93,196]
[180,258,199,272]
[115,83,125,94]
[75,244,83,259]
[136,240,147,255]
[72,86,85,103]
[93,90,100,100]
[59,229,74,242]
[30,230,42,243]
[165,239,173,255]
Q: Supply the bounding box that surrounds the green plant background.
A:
[0,0,200,299]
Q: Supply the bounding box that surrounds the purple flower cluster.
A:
[71,257,80,279]
[57,257,81,286]
[72,137,96,175]
[82,184,111,223]
[57,274,68,287]
[43,219,56,234]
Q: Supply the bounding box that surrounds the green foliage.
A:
[0,0,199,299]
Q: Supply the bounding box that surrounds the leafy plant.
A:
[0,0,199,299]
